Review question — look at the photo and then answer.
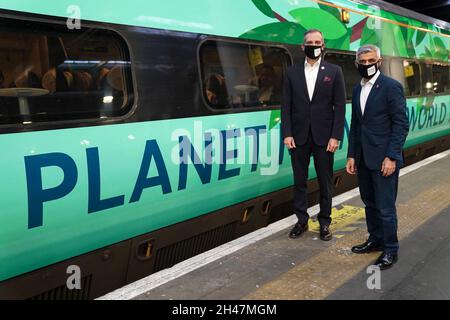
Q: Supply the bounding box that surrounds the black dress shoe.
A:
[351,240,383,254]
[289,222,308,239]
[374,252,398,270]
[320,225,332,241]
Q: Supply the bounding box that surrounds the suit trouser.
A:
[290,133,333,226]
[357,153,400,254]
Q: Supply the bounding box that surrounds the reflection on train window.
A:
[420,62,449,94]
[390,59,420,96]
[432,64,449,94]
[324,52,359,100]
[421,62,434,94]
[0,18,133,125]
[200,41,291,109]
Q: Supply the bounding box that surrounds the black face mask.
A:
[357,62,379,79]
[304,45,322,59]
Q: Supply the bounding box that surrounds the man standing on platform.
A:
[281,29,346,241]
[346,44,409,270]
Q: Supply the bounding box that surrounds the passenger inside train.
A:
[0,26,129,124]
[204,73,229,108]
[251,64,282,106]
[200,41,287,109]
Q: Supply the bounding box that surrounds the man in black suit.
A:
[281,29,346,241]
[346,44,409,270]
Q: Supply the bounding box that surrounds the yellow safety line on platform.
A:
[244,176,450,300]
[308,205,366,237]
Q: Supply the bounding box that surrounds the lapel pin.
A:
[376,84,379,88]
[321,66,325,70]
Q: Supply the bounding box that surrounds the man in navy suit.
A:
[346,44,409,270]
[281,29,346,241]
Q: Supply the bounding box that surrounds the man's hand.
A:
[326,138,339,153]
[346,158,356,175]
[381,157,396,177]
[284,137,296,149]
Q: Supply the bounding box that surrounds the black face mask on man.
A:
[357,61,380,79]
[304,45,322,59]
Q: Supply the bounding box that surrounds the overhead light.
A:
[103,96,114,104]
[341,9,350,24]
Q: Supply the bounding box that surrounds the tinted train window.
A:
[200,41,291,109]
[420,62,449,94]
[432,64,449,94]
[0,18,133,125]
[421,62,434,94]
[324,52,360,100]
[390,59,420,96]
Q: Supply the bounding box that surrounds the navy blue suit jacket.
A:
[281,59,346,146]
[347,73,409,170]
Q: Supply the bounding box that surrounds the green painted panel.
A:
[1,94,449,280]
[0,0,448,61]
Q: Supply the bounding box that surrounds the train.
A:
[0,0,448,299]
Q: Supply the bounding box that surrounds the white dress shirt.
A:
[304,58,321,101]
[360,70,380,115]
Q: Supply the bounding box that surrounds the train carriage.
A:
[0,0,448,299]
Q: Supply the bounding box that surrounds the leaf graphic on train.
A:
[404,24,416,44]
[375,12,408,56]
[289,8,347,40]
[239,22,306,44]
[412,21,433,55]
[397,17,417,57]
[405,30,417,58]
[419,46,433,60]
[360,18,380,46]
[432,37,448,61]
[317,3,341,21]
[360,20,407,57]
[249,0,288,22]
[251,0,276,18]
[415,31,428,47]
[350,17,368,43]
[406,39,416,58]
[426,36,436,59]
[268,109,281,130]
[326,28,351,50]
[382,23,408,56]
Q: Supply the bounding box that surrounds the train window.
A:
[0,18,133,125]
[420,62,449,94]
[421,62,434,94]
[200,40,291,109]
[432,64,449,94]
[324,52,360,100]
[390,59,420,96]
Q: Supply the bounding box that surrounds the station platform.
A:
[100,150,450,300]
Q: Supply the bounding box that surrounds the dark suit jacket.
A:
[281,59,346,146]
[347,73,409,170]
